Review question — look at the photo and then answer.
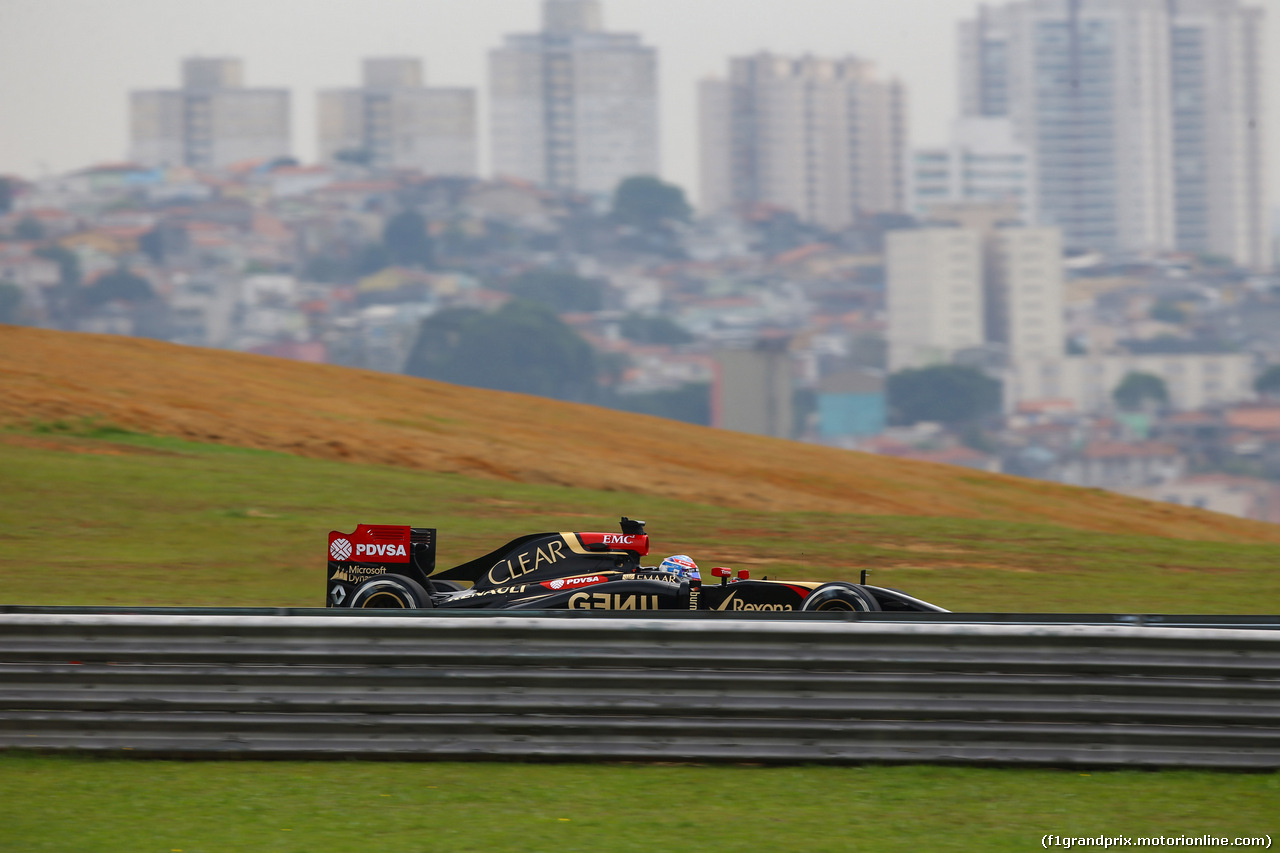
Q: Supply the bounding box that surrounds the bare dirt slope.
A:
[3,326,1277,543]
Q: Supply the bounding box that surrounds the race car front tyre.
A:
[801,583,881,612]
[350,575,433,609]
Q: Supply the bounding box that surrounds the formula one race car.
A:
[326,517,946,613]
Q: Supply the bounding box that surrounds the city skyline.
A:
[0,0,1274,217]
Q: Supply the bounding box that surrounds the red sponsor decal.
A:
[542,574,610,591]
[328,525,412,564]
[576,533,650,556]
[783,584,813,599]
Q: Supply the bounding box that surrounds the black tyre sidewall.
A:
[802,583,881,612]
[350,575,432,609]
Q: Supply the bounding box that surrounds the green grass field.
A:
[2,426,1279,612]
[0,756,1276,853]
[3,425,1279,851]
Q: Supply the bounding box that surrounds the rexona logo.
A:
[715,594,793,612]
[355,543,408,558]
[542,575,608,591]
[330,538,353,561]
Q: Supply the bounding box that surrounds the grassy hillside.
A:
[3,428,1279,611]
[4,326,1279,544]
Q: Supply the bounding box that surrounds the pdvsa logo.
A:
[330,538,353,561]
[355,543,407,558]
[542,575,607,591]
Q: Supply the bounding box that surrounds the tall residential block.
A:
[713,341,793,439]
[886,228,985,371]
[490,0,658,194]
[130,58,290,170]
[959,0,1175,255]
[700,54,906,229]
[318,58,477,176]
[958,0,1269,269]
[985,227,1064,364]
[887,217,1064,371]
[1168,0,1269,270]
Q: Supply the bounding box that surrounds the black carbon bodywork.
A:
[325,518,946,613]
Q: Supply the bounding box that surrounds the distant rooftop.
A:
[543,0,602,33]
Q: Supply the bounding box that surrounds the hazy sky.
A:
[1,0,1276,211]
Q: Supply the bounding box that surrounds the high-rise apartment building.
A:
[699,54,906,229]
[1168,0,1269,269]
[489,0,658,194]
[887,216,1063,371]
[909,117,1036,224]
[958,0,1269,270]
[886,228,985,371]
[318,59,477,176]
[130,58,290,170]
[985,227,1064,365]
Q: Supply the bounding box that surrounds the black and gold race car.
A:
[326,517,946,613]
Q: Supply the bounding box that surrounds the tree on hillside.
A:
[619,313,693,345]
[503,269,604,313]
[35,245,80,289]
[1112,372,1169,411]
[356,243,392,276]
[607,383,710,426]
[887,364,1002,426]
[404,300,598,403]
[611,176,691,231]
[383,210,433,268]
[140,225,190,263]
[1254,365,1280,398]
[1150,299,1186,324]
[334,148,373,166]
[14,217,44,241]
[34,245,81,326]
[83,269,154,307]
[0,281,23,324]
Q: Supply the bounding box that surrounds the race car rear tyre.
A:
[350,575,433,609]
[801,583,881,612]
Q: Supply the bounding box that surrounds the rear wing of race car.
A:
[326,525,437,603]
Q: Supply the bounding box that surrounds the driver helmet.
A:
[658,554,700,581]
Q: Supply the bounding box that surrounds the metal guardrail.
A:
[1,612,1278,768]
[2,605,1279,629]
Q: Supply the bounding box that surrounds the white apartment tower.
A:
[886,229,985,371]
[959,0,1269,269]
[986,227,1064,364]
[489,0,658,194]
[887,219,1064,371]
[700,54,906,229]
[318,59,477,176]
[1167,0,1269,270]
[130,58,290,170]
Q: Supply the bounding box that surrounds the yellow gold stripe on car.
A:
[560,532,590,555]
[559,532,627,557]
